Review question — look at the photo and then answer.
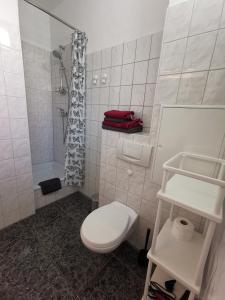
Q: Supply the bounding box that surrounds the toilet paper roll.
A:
[172,217,194,241]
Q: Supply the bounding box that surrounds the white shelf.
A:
[148,219,204,294]
[158,174,223,223]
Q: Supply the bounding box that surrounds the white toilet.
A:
[80,201,138,253]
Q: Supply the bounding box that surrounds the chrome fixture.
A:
[53,46,71,144]
[23,0,77,31]
[52,45,69,96]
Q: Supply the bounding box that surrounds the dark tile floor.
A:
[0,192,146,299]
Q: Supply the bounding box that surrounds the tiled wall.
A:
[98,130,203,249]
[150,0,225,157]
[98,0,225,250]
[154,0,225,109]
[0,0,35,229]
[80,32,163,198]
[22,41,53,165]
[51,43,72,165]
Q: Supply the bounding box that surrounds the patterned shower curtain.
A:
[64,30,87,186]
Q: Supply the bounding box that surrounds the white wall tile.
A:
[133,61,148,84]
[3,208,20,228]
[86,88,92,104]
[0,96,8,118]
[116,167,129,190]
[10,118,29,139]
[121,63,134,85]
[131,84,145,106]
[145,84,156,106]
[0,159,15,180]
[86,53,93,71]
[112,44,123,66]
[164,0,194,42]
[142,106,153,128]
[147,59,159,83]
[0,4,34,229]
[0,140,13,160]
[110,66,122,86]
[105,165,117,185]
[160,38,186,75]
[221,4,225,28]
[18,189,35,219]
[104,182,116,203]
[203,69,225,105]
[1,47,23,74]
[211,29,225,69]
[119,85,132,106]
[91,105,99,121]
[98,105,106,122]
[4,72,26,97]
[92,88,100,104]
[0,118,10,139]
[109,86,120,106]
[135,35,151,62]
[14,156,32,175]
[101,47,112,68]
[123,40,136,64]
[150,32,163,59]
[99,87,109,105]
[0,70,6,95]
[92,51,102,70]
[0,178,17,214]
[155,74,180,104]
[7,97,27,118]
[16,172,33,194]
[115,187,127,205]
[177,71,208,104]
[190,0,224,35]
[183,31,217,72]
[140,199,156,224]
[86,71,93,88]
[127,193,141,212]
[89,120,99,136]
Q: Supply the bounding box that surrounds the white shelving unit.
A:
[142,152,225,300]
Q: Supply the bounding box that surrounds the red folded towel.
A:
[104,110,134,120]
[103,119,142,129]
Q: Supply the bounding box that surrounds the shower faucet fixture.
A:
[57,107,68,118]
[101,73,108,84]
[92,74,98,85]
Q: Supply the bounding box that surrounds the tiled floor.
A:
[0,192,146,299]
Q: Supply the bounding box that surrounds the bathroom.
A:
[0,0,224,298]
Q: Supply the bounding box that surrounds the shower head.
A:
[53,50,62,60]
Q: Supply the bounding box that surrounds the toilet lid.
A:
[81,204,129,249]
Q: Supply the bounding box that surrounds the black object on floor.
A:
[149,281,176,300]
[0,192,146,299]
[165,279,176,293]
[138,228,151,266]
[39,177,62,195]
[180,290,190,300]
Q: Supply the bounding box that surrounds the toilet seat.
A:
[81,203,130,252]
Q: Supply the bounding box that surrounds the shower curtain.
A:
[64,30,87,186]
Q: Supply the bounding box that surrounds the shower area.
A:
[19,0,80,200]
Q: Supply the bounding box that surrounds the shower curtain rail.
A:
[23,0,77,31]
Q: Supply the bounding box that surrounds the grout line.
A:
[201,0,225,104]
[174,0,195,105]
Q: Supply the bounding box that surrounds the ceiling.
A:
[26,0,65,11]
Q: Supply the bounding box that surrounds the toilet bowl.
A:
[80,201,138,253]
